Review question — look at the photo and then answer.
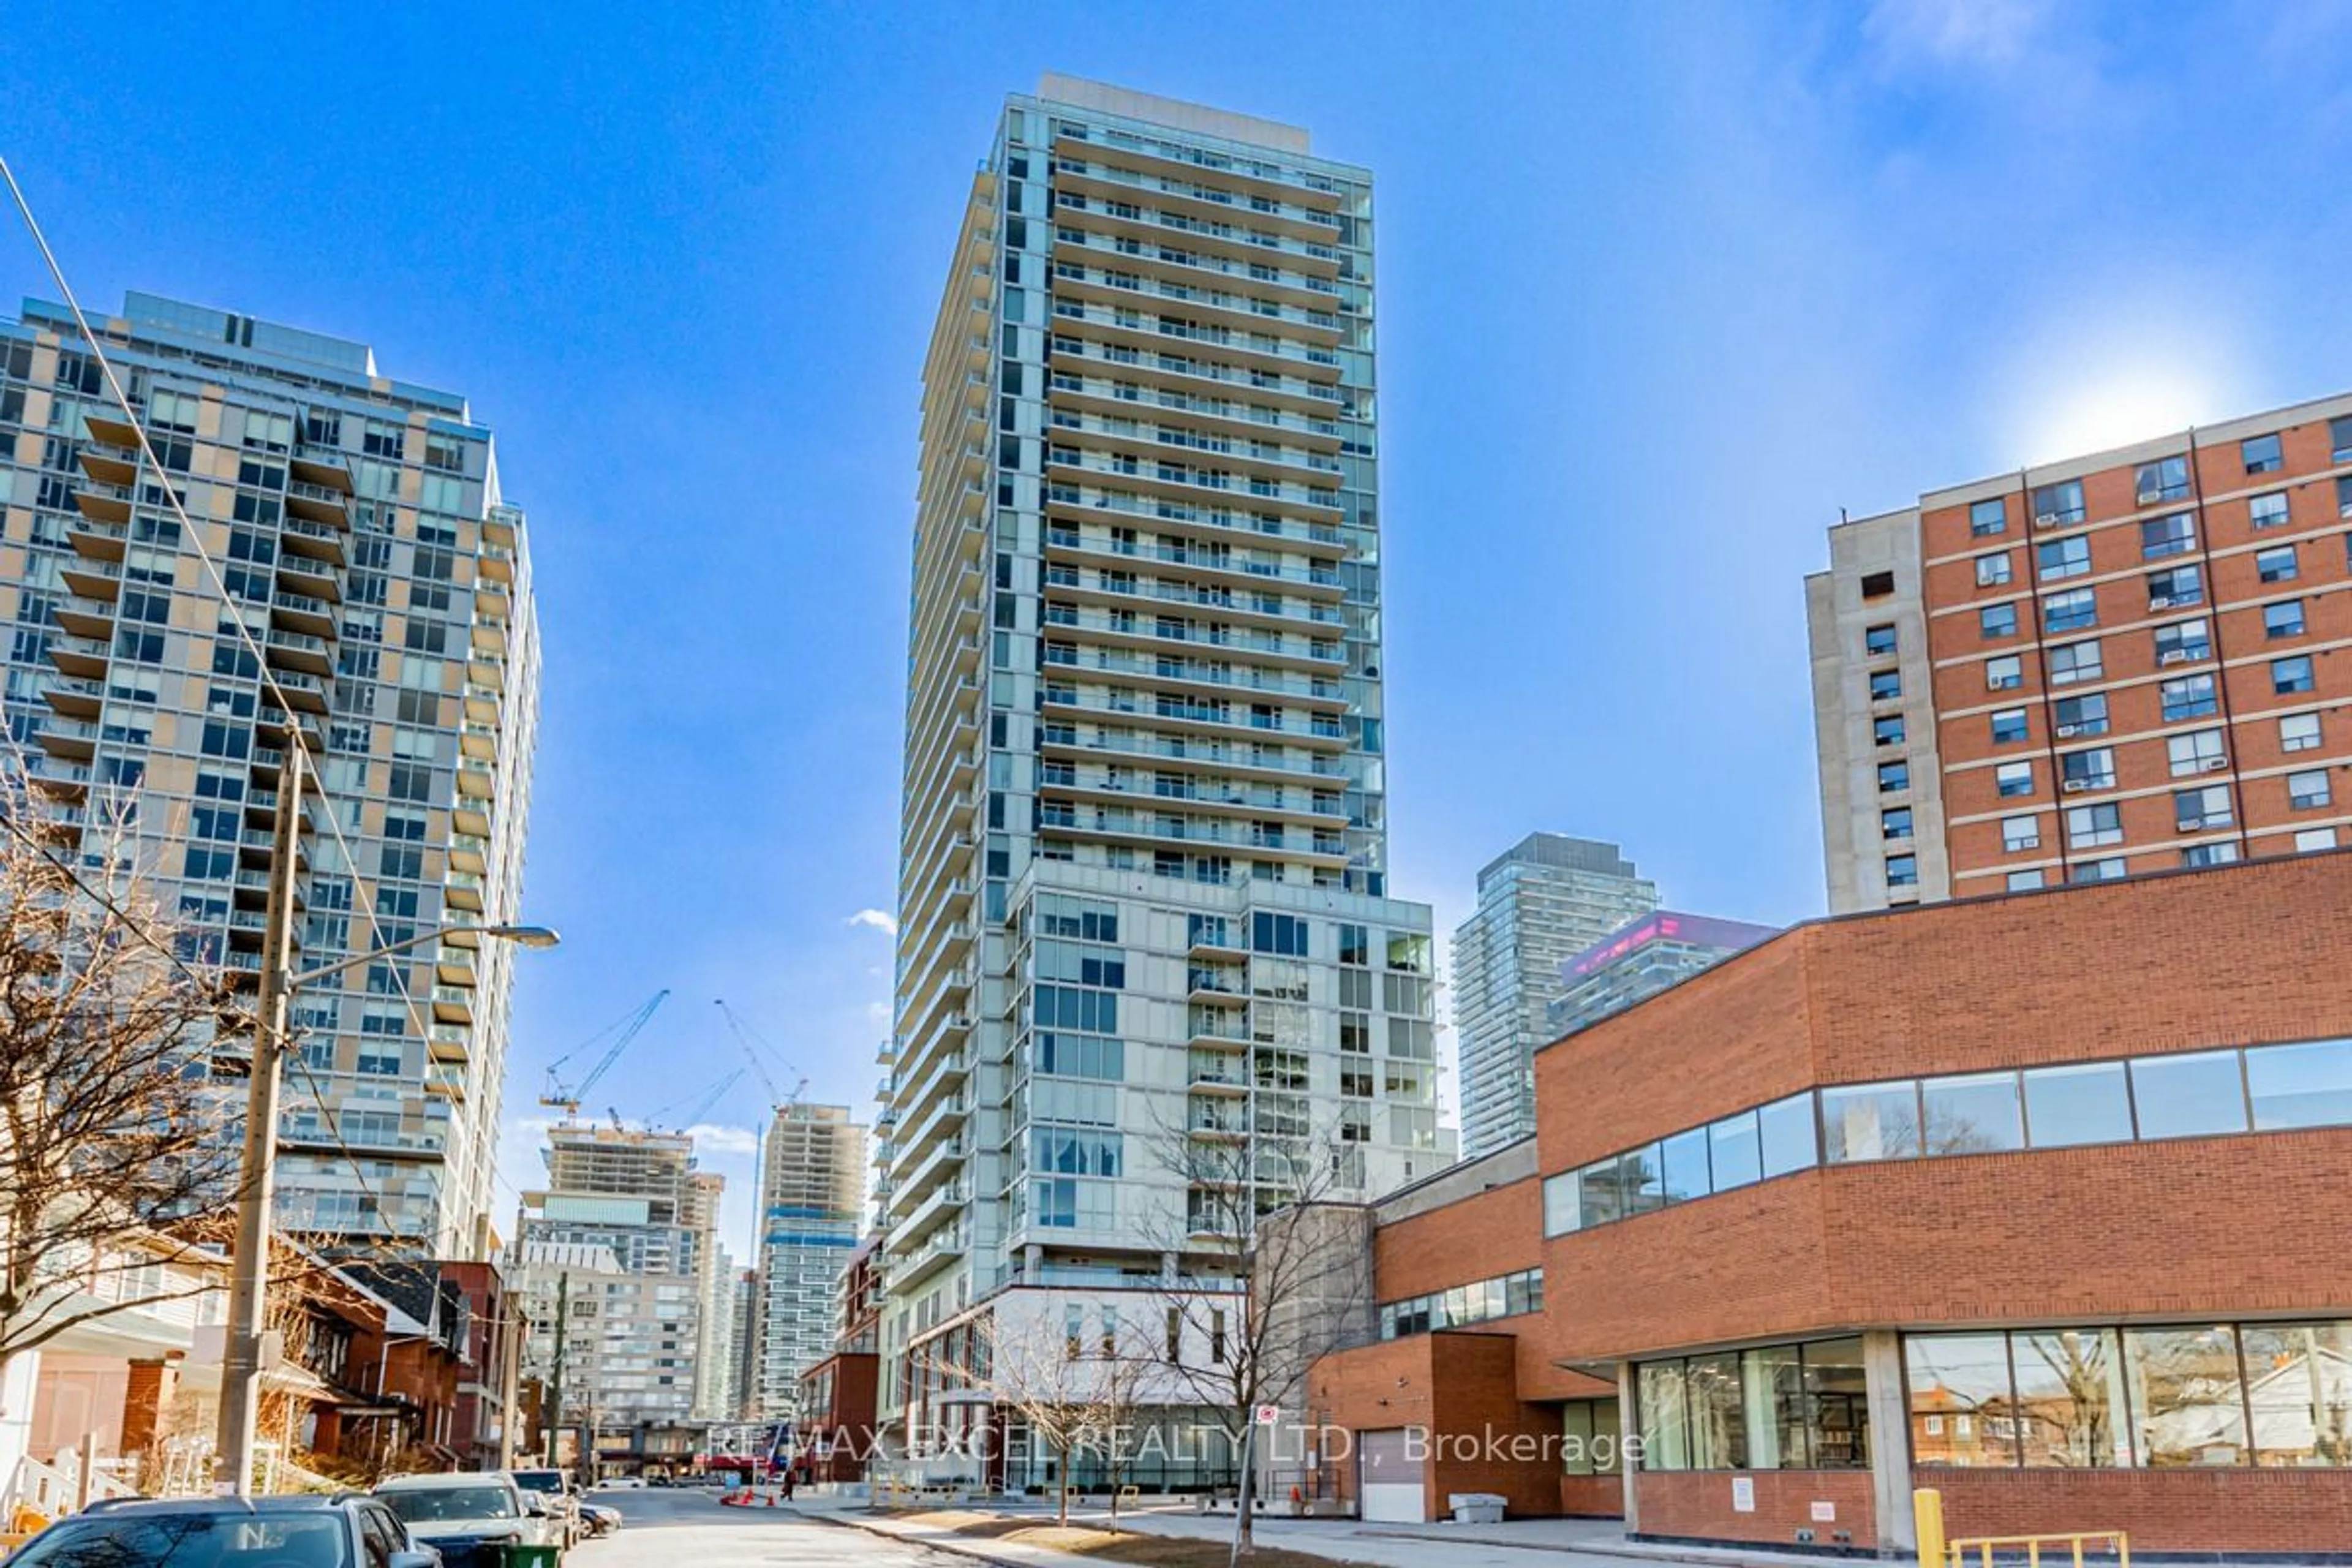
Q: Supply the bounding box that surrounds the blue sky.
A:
[9,0,2352,1256]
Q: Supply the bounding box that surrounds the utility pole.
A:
[548,1270,570,1468]
[496,1290,526,1470]
[213,742,306,1495]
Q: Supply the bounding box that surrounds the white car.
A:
[376,1471,565,1558]
[598,1476,646,1490]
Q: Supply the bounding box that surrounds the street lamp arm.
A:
[287,923,560,989]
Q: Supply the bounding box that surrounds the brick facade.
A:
[1306,854,2352,1551]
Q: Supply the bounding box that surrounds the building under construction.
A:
[750,1104,864,1419]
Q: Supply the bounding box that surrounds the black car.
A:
[6,1494,436,1568]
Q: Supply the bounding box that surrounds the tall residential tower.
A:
[749,1103,864,1419]
[881,77,1446,1469]
[1452,834,1656,1157]
[1809,392,2352,911]
[0,292,539,1252]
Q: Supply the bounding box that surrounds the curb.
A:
[798,1508,1041,1568]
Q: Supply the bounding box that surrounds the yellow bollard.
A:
[1913,1488,1946,1568]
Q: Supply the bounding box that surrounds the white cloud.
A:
[865,1000,892,1025]
[685,1123,761,1158]
[1864,0,2048,69]
[845,908,898,937]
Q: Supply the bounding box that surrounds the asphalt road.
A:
[565,1486,951,1568]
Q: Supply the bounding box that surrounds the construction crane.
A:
[538,989,670,1118]
[644,1068,745,1134]
[713,999,809,1114]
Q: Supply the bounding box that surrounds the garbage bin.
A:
[1449,1493,1506,1525]
[500,1545,564,1568]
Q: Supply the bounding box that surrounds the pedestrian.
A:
[781,1465,797,1502]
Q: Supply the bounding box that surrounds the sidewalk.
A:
[794,1493,1894,1568]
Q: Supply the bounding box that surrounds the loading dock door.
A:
[1358,1427,1425,1523]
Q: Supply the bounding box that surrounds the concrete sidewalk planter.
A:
[1449,1494,1506,1526]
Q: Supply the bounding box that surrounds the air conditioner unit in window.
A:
[2158,650,2192,665]
[2201,756,2230,772]
[2149,595,2174,609]
[2056,723,2081,737]
[2062,780,2091,793]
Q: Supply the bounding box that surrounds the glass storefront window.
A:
[1804,1338,1870,1468]
[2014,1329,2128,1468]
[1638,1361,1689,1471]
[1922,1071,2025,1154]
[2130,1051,2249,1140]
[1562,1398,1623,1476]
[2244,1040,2352,1131]
[2127,1325,2247,1467]
[1746,1343,1807,1469]
[1688,1352,1747,1468]
[2022,1061,2133,1148]
[2241,1322,2352,1466]
[1621,1145,1666,1216]
[1907,1333,2018,1467]
[1822,1082,1921,1163]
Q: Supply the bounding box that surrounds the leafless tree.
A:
[0,758,240,1392]
[1137,1106,1374,1560]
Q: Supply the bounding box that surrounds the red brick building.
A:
[795,1234,881,1485]
[1307,853,2352,1554]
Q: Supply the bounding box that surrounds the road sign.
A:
[1254,1404,1280,1426]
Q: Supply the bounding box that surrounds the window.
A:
[2141,514,2196,559]
[2264,600,2305,639]
[2273,656,2316,695]
[2242,432,2284,474]
[2282,713,2322,753]
[1996,761,2035,797]
[1976,551,2013,586]
[2070,856,2126,883]
[2342,474,2352,519]
[2174,785,2232,832]
[1542,1172,1580,1237]
[1886,854,1918,888]
[2167,729,2226,777]
[1923,1071,2024,1153]
[2244,1039,2352,1130]
[1879,761,1910,793]
[1638,1339,1868,1472]
[1874,715,1907,747]
[2065,802,2123,848]
[2002,815,2040,852]
[2294,827,2340,853]
[1882,807,1914,840]
[1860,570,1896,598]
[1708,1111,1762,1191]
[2037,535,2091,581]
[1970,497,2008,536]
[2154,619,2211,665]
[1990,708,2029,745]
[2248,491,2290,529]
[2257,545,2299,583]
[2043,589,2097,633]
[1822,1082,1920,1162]
[2127,1326,2247,1466]
[2062,748,2116,792]
[1980,603,2019,639]
[2288,770,2333,810]
[2161,674,2218,720]
[2130,1050,2250,1139]
[2032,480,2085,529]
[1865,624,1897,657]
[1870,669,1903,701]
[2048,639,2103,685]
[2147,564,2203,608]
[1906,1333,2020,1467]
[2136,455,2191,502]
[2335,415,2352,462]
[1986,655,2024,691]
[2023,1061,2133,1148]
[2183,842,2243,868]
[1758,1093,1817,1177]
[2007,869,2046,891]
[2054,693,2109,737]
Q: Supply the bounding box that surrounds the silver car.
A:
[376,1472,561,1564]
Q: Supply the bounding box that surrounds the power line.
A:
[0,154,493,1231]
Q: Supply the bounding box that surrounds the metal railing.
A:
[1915,1487,2127,1568]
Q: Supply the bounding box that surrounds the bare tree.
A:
[1138,1106,1374,1560]
[921,1305,1149,1529]
[0,760,239,1393]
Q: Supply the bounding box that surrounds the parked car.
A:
[579,1502,623,1538]
[7,1494,435,1567]
[507,1468,581,1547]
[377,1471,558,1566]
[597,1476,645,1490]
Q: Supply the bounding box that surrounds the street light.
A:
[213,747,560,1494]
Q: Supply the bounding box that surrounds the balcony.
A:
[288,454,355,498]
[456,764,496,802]
[270,590,336,638]
[59,557,123,601]
[424,1062,467,1101]
[445,870,485,913]
[431,987,475,1027]
[67,512,129,559]
[40,677,104,720]
[37,718,99,763]
[264,627,335,677]
[1188,1066,1250,1096]
[280,515,347,566]
[273,552,340,601]
[1189,1007,1250,1050]
[272,668,334,715]
[284,480,350,528]
[475,582,511,624]
[428,1027,470,1065]
[76,449,138,489]
[53,597,115,643]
